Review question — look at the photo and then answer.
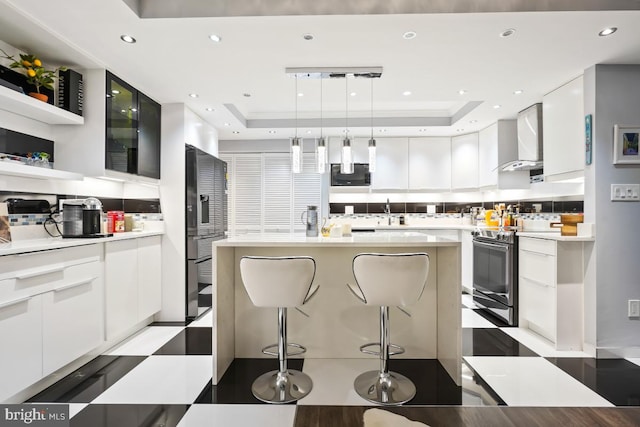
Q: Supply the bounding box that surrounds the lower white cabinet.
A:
[105,236,162,340]
[42,261,103,375]
[0,294,43,402]
[519,237,584,349]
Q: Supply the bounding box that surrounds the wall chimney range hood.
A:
[501,103,543,172]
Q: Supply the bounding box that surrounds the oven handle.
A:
[472,240,511,253]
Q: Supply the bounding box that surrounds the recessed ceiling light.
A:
[380,129,387,132]
[268,130,276,134]
[111,89,120,95]
[120,34,136,43]
[243,93,251,97]
[232,131,239,134]
[458,89,467,95]
[599,27,617,37]
[206,107,215,112]
[342,130,349,134]
[224,123,231,127]
[297,92,304,97]
[499,28,516,38]
[189,93,198,98]
[403,91,412,96]
[469,119,478,124]
[350,92,357,97]
[457,128,465,132]
[306,130,312,134]
[303,33,314,41]
[493,104,501,109]
[402,31,417,40]
[513,89,523,95]
[209,34,222,43]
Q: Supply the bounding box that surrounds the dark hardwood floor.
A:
[294,406,640,427]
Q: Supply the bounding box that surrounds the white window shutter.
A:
[232,154,263,233]
[263,153,292,232]
[293,152,322,231]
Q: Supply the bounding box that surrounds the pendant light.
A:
[316,78,328,173]
[341,75,354,174]
[291,75,302,174]
[368,78,377,172]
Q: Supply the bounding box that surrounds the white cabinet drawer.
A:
[519,237,556,256]
[519,249,556,287]
[0,244,102,281]
[0,294,43,402]
[520,277,556,342]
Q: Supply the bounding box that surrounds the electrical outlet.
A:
[611,184,640,201]
[629,300,640,317]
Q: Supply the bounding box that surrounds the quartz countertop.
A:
[517,231,595,241]
[0,230,164,256]
[215,231,460,247]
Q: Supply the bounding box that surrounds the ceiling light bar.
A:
[285,67,383,79]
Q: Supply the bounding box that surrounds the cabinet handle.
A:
[521,275,552,287]
[53,277,97,292]
[16,249,61,257]
[0,295,32,309]
[16,265,65,280]
[521,249,553,257]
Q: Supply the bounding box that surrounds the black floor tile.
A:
[28,356,146,403]
[387,359,462,405]
[463,328,538,357]
[194,358,304,404]
[71,404,189,427]
[546,358,640,406]
[153,327,212,355]
[473,308,511,328]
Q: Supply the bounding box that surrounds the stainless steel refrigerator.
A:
[185,145,227,320]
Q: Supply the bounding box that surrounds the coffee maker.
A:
[60,197,103,237]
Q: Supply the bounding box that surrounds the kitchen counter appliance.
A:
[185,145,227,320]
[60,197,104,238]
[471,228,518,325]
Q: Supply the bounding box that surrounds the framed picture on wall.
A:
[613,125,640,165]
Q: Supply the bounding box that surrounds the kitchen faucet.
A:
[384,198,391,225]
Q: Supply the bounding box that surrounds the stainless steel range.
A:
[471,228,518,326]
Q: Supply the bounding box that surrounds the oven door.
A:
[472,239,514,306]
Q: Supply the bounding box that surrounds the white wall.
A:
[157,103,218,321]
[584,65,640,355]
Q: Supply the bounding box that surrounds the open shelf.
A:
[0,85,84,125]
[0,161,83,180]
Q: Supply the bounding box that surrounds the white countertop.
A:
[215,231,460,247]
[517,232,595,242]
[0,230,164,256]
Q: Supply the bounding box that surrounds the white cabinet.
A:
[371,137,409,190]
[137,236,162,321]
[106,237,163,340]
[478,121,529,189]
[451,133,479,190]
[328,137,368,164]
[461,230,474,292]
[543,75,585,181]
[0,294,43,402]
[408,137,451,191]
[519,237,584,350]
[42,260,103,375]
[105,239,139,340]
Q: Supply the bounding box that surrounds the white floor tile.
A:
[500,327,592,358]
[462,309,497,328]
[177,404,295,427]
[189,310,213,328]
[199,285,212,295]
[105,327,184,356]
[461,293,478,309]
[464,356,613,407]
[92,355,212,404]
[298,358,379,406]
[627,358,640,368]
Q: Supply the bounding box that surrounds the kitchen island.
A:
[211,232,461,385]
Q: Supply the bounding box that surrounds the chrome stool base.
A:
[251,369,313,404]
[354,370,416,405]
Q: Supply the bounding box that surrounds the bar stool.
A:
[347,252,429,405]
[239,256,318,404]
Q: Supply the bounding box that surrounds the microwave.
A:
[331,163,371,186]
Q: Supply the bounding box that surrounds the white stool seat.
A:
[239,256,317,404]
[349,252,429,405]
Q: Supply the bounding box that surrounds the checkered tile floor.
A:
[23,297,640,426]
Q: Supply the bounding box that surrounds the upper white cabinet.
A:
[371,137,409,190]
[328,136,369,164]
[543,75,584,181]
[408,137,451,191]
[451,133,479,190]
[478,121,529,189]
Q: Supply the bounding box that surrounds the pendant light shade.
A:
[368,79,377,172]
[291,137,301,174]
[341,75,354,174]
[317,137,327,174]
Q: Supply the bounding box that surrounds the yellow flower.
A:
[33,59,42,67]
[27,69,36,77]
[22,60,32,67]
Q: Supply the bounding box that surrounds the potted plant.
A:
[0,48,66,102]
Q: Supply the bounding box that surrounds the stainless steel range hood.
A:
[501,103,543,171]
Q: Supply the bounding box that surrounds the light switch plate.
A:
[611,184,640,201]
[629,300,640,318]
